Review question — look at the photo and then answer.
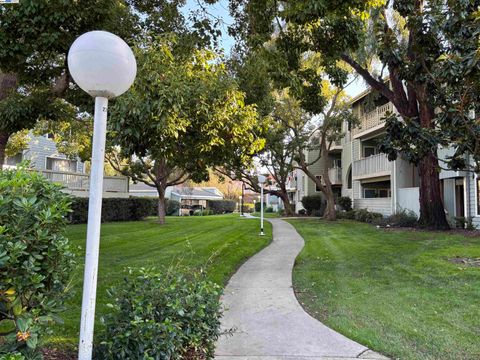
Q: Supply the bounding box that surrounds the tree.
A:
[0,0,137,168]
[107,37,264,224]
[226,0,480,229]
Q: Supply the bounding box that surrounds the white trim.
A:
[475,173,480,217]
[463,177,468,218]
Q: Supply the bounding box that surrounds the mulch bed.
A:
[42,348,77,360]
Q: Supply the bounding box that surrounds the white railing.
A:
[38,170,129,193]
[327,167,342,184]
[353,102,394,136]
[353,154,392,179]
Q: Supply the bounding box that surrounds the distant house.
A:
[5,133,128,198]
[130,184,224,208]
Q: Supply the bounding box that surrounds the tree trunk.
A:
[156,186,167,225]
[415,86,450,230]
[0,132,9,170]
[279,191,295,216]
[418,152,449,229]
[321,148,336,221]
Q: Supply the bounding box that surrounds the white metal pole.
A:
[78,96,108,360]
[260,186,265,235]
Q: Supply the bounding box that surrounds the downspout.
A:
[392,159,397,215]
[351,138,355,210]
[466,152,471,219]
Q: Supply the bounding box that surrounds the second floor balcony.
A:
[352,102,394,138]
[353,154,392,180]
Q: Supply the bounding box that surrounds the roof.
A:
[171,187,224,200]
[349,76,391,105]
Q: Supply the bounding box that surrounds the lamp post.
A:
[239,195,243,216]
[258,174,266,236]
[68,31,136,360]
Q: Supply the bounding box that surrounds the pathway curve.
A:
[215,218,388,360]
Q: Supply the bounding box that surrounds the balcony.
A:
[327,167,342,185]
[353,154,392,180]
[352,102,394,138]
[39,170,129,197]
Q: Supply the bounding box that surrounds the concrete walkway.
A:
[215,218,388,360]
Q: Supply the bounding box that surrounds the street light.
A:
[258,174,266,236]
[68,30,136,360]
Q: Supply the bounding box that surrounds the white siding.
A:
[354,198,392,216]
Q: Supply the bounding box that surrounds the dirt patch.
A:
[42,348,77,360]
[449,257,480,267]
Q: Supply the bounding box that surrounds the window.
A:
[333,158,342,168]
[347,166,352,189]
[363,188,391,198]
[46,157,77,172]
[315,175,322,192]
[45,133,55,139]
[363,146,376,157]
[5,153,23,166]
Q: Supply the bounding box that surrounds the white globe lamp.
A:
[257,174,267,236]
[68,31,136,360]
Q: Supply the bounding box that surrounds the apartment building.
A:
[290,84,478,226]
[5,133,128,198]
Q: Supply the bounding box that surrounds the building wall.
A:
[23,134,85,173]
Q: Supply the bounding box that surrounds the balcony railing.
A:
[327,167,342,185]
[353,154,392,179]
[352,102,394,137]
[38,170,129,194]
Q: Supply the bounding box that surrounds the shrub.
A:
[277,209,285,216]
[254,202,266,212]
[70,197,154,223]
[298,209,306,215]
[387,210,418,228]
[337,210,356,220]
[337,196,352,211]
[265,206,274,213]
[311,209,324,217]
[208,199,236,214]
[0,167,75,356]
[98,268,223,360]
[301,195,325,216]
[193,209,214,216]
[241,204,254,213]
[166,199,181,216]
[354,209,383,223]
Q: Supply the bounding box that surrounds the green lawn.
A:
[50,215,271,346]
[289,219,480,360]
[252,212,281,218]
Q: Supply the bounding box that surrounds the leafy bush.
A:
[0,353,25,360]
[354,209,383,223]
[98,268,223,360]
[166,199,181,216]
[311,209,324,217]
[254,202,266,212]
[193,209,214,216]
[265,206,274,213]
[277,209,285,216]
[337,196,352,211]
[298,209,306,215]
[301,195,325,216]
[208,199,236,214]
[0,167,75,356]
[241,204,254,213]
[337,210,356,220]
[387,210,418,228]
[70,197,154,223]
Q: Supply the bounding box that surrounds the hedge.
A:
[301,195,326,216]
[207,199,236,214]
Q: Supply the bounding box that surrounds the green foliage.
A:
[301,195,325,216]
[254,202,266,212]
[208,200,236,214]
[0,166,75,356]
[453,216,477,231]
[354,209,383,224]
[97,267,223,360]
[337,196,352,211]
[166,199,181,216]
[0,354,25,360]
[336,210,356,220]
[69,197,154,224]
[265,206,274,213]
[241,204,254,213]
[193,209,215,216]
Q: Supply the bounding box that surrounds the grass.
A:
[252,212,281,218]
[289,219,480,360]
[50,214,271,346]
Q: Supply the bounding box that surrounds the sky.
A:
[182,0,367,98]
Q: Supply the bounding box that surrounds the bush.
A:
[254,202,266,212]
[241,204,254,213]
[387,210,418,228]
[166,199,181,216]
[298,209,306,215]
[301,195,325,216]
[337,210,356,220]
[193,209,214,216]
[98,268,223,360]
[354,208,383,223]
[0,167,75,356]
[208,199,236,214]
[265,206,274,213]
[70,197,155,223]
[337,196,352,211]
